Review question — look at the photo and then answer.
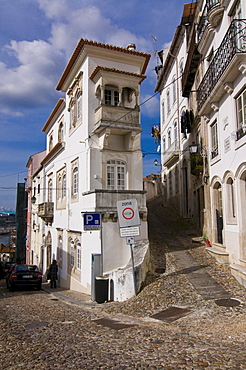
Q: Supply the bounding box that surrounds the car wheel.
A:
[37,283,42,290]
[9,283,14,292]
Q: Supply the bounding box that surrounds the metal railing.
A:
[197,19,246,111]
[197,4,208,43]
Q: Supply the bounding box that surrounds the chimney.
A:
[126,43,136,51]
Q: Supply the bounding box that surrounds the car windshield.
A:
[16,265,38,272]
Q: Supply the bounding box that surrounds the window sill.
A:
[210,153,221,166]
[235,133,246,151]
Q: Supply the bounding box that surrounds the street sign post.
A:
[83,213,101,231]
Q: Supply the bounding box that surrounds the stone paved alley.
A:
[1,196,246,369]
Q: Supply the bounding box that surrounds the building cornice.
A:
[56,39,150,91]
[42,98,66,133]
[90,66,147,84]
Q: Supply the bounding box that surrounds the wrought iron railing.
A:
[197,4,208,43]
[197,19,246,111]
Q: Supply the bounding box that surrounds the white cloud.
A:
[0,39,64,113]
[0,0,153,117]
[141,93,159,118]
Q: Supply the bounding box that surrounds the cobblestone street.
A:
[1,196,246,369]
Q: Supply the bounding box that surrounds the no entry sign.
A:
[117,199,140,228]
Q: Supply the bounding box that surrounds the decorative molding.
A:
[238,62,246,75]
[224,82,234,94]
[211,102,219,112]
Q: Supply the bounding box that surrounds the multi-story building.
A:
[156,0,246,288]
[26,150,46,265]
[28,40,151,301]
[155,2,204,229]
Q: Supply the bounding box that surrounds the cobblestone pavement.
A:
[1,196,246,369]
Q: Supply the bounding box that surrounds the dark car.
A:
[5,264,16,286]
[7,265,42,291]
[3,262,16,278]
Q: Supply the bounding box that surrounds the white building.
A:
[29,40,151,301]
[156,0,246,288]
[155,2,203,228]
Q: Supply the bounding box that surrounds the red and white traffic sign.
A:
[117,199,140,228]
[122,207,134,220]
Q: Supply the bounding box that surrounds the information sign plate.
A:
[120,226,140,237]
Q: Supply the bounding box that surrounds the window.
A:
[70,241,74,267]
[168,129,171,147]
[58,123,64,142]
[236,89,246,140]
[172,75,176,103]
[72,167,78,195]
[62,174,66,198]
[105,86,119,106]
[77,243,81,270]
[58,236,63,267]
[163,137,166,153]
[58,176,62,199]
[49,135,53,151]
[161,100,165,122]
[38,184,40,194]
[211,121,218,159]
[167,90,171,113]
[179,59,184,93]
[175,167,179,194]
[48,179,53,202]
[77,92,82,120]
[227,177,236,221]
[174,121,178,149]
[107,160,126,190]
[70,100,75,126]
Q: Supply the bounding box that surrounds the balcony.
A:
[38,202,54,224]
[197,19,246,114]
[82,189,147,221]
[163,140,179,169]
[94,105,141,134]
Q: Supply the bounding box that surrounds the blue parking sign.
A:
[83,213,101,230]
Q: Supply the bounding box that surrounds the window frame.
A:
[72,167,78,196]
[106,160,126,190]
[211,120,219,159]
[105,86,119,106]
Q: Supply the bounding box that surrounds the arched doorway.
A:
[213,181,223,244]
[182,159,188,217]
[46,232,52,270]
[238,169,246,259]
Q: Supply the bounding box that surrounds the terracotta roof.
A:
[56,39,150,91]
[42,98,65,132]
[0,243,16,253]
[90,66,147,83]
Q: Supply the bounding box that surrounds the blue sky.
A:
[0,0,187,210]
